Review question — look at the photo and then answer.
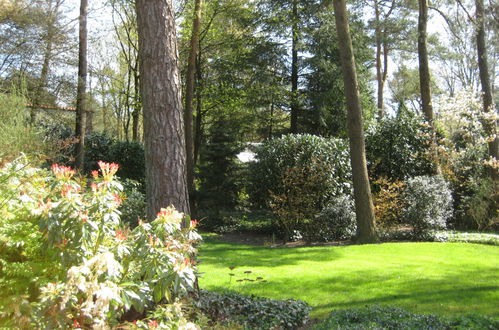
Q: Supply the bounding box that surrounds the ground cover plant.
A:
[315,305,499,329]
[198,235,499,319]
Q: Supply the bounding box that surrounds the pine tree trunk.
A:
[475,0,498,180]
[136,0,190,219]
[374,1,384,117]
[185,0,204,212]
[290,0,299,133]
[75,0,88,171]
[418,0,433,122]
[333,0,377,244]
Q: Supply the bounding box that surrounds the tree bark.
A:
[374,0,384,117]
[136,0,190,219]
[75,0,88,170]
[185,0,204,212]
[418,0,433,122]
[132,64,141,141]
[193,52,204,168]
[290,0,299,133]
[475,0,498,179]
[333,0,377,244]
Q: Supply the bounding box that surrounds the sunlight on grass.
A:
[198,237,499,319]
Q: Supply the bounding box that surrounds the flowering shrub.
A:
[0,158,201,328]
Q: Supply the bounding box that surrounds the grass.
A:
[197,235,499,319]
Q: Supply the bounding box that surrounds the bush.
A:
[372,177,406,230]
[108,140,145,183]
[0,158,201,328]
[310,195,357,242]
[119,179,146,228]
[195,290,311,329]
[315,305,498,330]
[403,175,453,239]
[366,114,436,182]
[249,134,351,240]
[0,92,45,161]
[250,134,351,209]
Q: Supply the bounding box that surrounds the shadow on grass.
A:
[199,238,499,317]
[199,237,343,268]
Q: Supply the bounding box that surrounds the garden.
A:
[1,0,499,328]
[0,88,498,328]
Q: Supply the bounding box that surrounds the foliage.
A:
[0,91,45,161]
[198,116,245,212]
[250,134,351,208]
[365,113,436,182]
[108,140,145,183]
[0,157,62,327]
[314,305,499,330]
[303,9,375,137]
[0,158,201,327]
[310,195,357,242]
[444,231,499,246]
[249,134,351,240]
[458,178,499,231]
[403,176,453,239]
[436,90,496,230]
[197,209,277,235]
[119,179,146,228]
[195,289,311,329]
[372,177,406,230]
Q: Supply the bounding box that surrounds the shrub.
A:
[366,113,436,182]
[0,158,201,328]
[315,305,498,330]
[403,175,453,239]
[310,195,357,242]
[250,134,351,209]
[108,140,145,183]
[195,290,311,329]
[0,92,45,161]
[119,179,146,228]
[250,134,351,240]
[372,177,406,230]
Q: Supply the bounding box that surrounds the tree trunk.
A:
[194,52,203,168]
[75,0,88,171]
[136,0,190,219]
[185,0,204,212]
[475,0,498,180]
[417,0,433,122]
[333,0,377,244]
[374,0,383,117]
[290,0,299,133]
[132,60,141,141]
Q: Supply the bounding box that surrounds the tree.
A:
[75,0,88,170]
[417,0,433,122]
[474,0,498,178]
[136,0,190,218]
[333,0,377,243]
[184,0,204,211]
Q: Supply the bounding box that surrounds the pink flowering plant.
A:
[0,157,201,328]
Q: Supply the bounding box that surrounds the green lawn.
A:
[197,236,499,319]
